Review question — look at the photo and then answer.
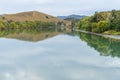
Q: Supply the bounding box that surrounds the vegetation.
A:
[76,10,120,34]
[0,11,71,31]
[0,20,56,30]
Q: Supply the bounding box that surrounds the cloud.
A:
[0,0,54,5]
[0,0,120,16]
[11,0,54,4]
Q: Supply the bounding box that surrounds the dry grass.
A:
[1,11,63,22]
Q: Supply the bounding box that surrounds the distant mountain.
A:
[57,15,86,20]
[0,11,63,22]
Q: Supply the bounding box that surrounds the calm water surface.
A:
[0,30,120,80]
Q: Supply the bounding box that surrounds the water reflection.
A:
[0,29,61,42]
[77,32,120,58]
[0,30,120,80]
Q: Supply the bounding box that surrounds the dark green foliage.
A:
[46,16,49,19]
[77,10,120,33]
[77,17,92,31]
[111,19,120,31]
[93,21,110,33]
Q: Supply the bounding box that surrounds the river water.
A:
[0,30,120,80]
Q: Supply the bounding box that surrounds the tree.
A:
[111,19,120,31]
[92,23,99,33]
[9,22,18,29]
[0,22,5,30]
[77,17,92,31]
[91,12,98,22]
[97,21,110,33]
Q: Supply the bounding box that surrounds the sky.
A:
[0,0,120,16]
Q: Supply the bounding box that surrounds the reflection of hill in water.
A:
[6,32,60,42]
[77,32,120,58]
[0,29,61,42]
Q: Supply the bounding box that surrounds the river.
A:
[0,29,120,80]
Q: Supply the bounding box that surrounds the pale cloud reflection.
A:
[0,35,120,80]
[3,70,45,80]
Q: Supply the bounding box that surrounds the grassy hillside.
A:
[0,11,72,31]
[0,11,62,22]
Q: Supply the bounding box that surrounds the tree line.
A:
[76,10,120,34]
[0,20,65,30]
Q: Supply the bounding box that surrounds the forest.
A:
[76,10,120,34]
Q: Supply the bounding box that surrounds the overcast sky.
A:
[0,0,120,16]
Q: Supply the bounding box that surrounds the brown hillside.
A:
[1,11,63,22]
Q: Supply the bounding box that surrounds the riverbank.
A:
[75,29,120,40]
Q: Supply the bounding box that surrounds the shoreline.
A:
[75,29,120,40]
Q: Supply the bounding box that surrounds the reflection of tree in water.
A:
[77,32,120,58]
[0,28,61,42]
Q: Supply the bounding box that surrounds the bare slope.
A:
[1,11,63,22]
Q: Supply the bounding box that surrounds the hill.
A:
[57,15,86,20]
[0,11,63,22]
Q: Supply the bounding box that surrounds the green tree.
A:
[77,17,92,31]
[9,22,18,29]
[0,22,5,30]
[97,21,110,33]
[111,19,120,31]
[91,23,99,33]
